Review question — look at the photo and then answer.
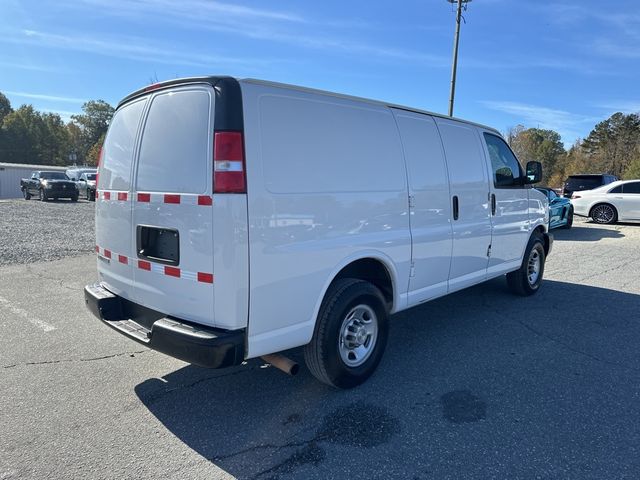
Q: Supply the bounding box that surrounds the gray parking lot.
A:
[1,199,639,479]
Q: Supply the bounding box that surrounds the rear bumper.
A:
[84,283,245,368]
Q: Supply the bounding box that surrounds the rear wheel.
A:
[591,204,617,224]
[562,207,573,229]
[39,189,47,202]
[23,189,31,200]
[507,234,546,296]
[304,279,389,389]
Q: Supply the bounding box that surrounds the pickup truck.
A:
[20,171,79,201]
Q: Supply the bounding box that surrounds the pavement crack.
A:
[516,319,640,374]
[2,349,148,368]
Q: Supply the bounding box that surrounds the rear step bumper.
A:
[84,283,245,368]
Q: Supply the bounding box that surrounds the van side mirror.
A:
[525,161,542,184]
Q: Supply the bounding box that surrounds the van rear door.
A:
[96,97,148,299]
[131,86,215,326]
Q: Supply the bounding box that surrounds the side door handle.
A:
[452,195,459,221]
[491,193,496,215]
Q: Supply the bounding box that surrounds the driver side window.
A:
[483,133,524,188]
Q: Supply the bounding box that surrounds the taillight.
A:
[214,131,246,193]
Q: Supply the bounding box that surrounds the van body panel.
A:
[212,194,249,331]
[391,109,453,305]
[434,118,492,292]
[241,81,411,358]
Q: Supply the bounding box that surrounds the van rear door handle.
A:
[491,193,496,215]
[452,195,459,221]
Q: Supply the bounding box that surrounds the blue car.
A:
[535,187,573,229]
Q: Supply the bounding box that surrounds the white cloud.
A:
[3,90,86,103]
[9,30,274,71]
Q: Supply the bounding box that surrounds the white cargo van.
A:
[85,76,551,388]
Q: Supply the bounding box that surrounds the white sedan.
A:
[571,180,640,224]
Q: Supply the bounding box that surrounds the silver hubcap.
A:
[593,205,614,223]
[338,304,378,367]
[527,248,541,286]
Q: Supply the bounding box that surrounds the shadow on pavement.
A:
[135,279,640,479]
[552,224,624,242]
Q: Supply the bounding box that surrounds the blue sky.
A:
[1,0,639,146]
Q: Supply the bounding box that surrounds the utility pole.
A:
[447,0,471,117]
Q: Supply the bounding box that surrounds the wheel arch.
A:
[313,253,399,323]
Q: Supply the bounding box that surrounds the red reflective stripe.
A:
[118,255,128,264]
[138,260,151,271]
[164,194,180,204]
[117,192,128,201]
[95,245,99,253]
[164,266,180,277]
[103,191,111,200]
[137,193,151,202]
[197,272,214,284]
[95,190,99,199]
[104,249,112,259]
[197,195,213,206]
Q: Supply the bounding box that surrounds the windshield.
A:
[40,172,68,180]
[86,174,97,181]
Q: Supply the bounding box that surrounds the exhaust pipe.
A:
[261,354,299,376]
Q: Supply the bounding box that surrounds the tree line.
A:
[507,112,640,186]
[0,91,114,167]
[1,89,639,185]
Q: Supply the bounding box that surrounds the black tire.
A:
[506,234,546,296]
[590,203,617,224]
[71,194,78,202]
[39,189,47,202]
[304,278,389,389]
[561,207,573,229]
[23,189,31,200]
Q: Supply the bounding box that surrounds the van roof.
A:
[118,75,502,136]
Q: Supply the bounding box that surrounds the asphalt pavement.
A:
[1,215,639,479]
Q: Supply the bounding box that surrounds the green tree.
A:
[86,132,106,166]
[71,100,114,157]
[507,126,565,185]
[0,92,12,126]
[582,112,640,178]
[0,105,45,164]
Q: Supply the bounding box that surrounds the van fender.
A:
[304,250,402,344]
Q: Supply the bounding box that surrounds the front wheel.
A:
[71,194,78,202]
[506,235,546,296]
[23,189,31,200]
[304,279,389,389]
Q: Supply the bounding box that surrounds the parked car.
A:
[535,187,573,229]
[571,180,640,224]
[77,172,97,200]
[562,174,618,198]
[84,76,551,389]
[20,171,79,201]
[66,167,97,182]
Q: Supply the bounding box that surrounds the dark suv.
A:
[562,174,618,198]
